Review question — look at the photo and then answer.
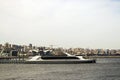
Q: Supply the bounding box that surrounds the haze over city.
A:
[0,0,120,49]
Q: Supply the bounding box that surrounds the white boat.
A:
[26,52,96,64]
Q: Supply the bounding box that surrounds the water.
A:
[0,58,120,80]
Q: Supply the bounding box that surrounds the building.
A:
[29,43,32,50]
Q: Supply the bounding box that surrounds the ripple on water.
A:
[0,58,120,80]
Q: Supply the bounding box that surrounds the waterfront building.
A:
[104,49,110,55]
[29,43,32,50]
[4,42,9,48]
[4,42,11,48]
[116,49,120,55]
[10,50,18,56]
[0,44,2,49]
[110,49,117,55]
[12,44,19,50]
[0,42,120,56]
[92,49,98,55]
[97,49,102,55]
[23,45,29,52]
[0,44,2,52]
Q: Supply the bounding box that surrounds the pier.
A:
[0,57,26,64]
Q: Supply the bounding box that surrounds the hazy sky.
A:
[0,0,120,49]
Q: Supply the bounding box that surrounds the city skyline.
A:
[0,0,120,49]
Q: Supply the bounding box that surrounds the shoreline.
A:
[88,56,120,58]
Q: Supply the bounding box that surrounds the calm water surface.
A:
[0,58,120,80]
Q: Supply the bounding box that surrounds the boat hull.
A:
[25,59,96,64]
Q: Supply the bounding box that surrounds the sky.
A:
[0,0,120,49]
